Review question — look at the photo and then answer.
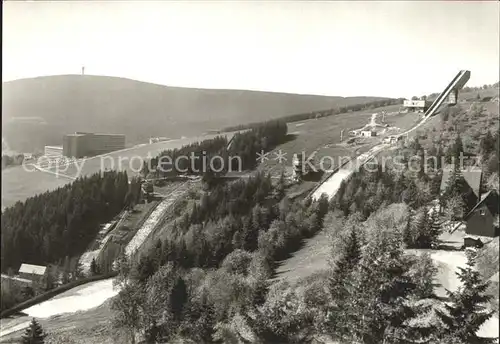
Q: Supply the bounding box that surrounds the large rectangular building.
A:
[63,132,125,158]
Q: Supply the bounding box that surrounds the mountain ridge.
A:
[2,75,391,152]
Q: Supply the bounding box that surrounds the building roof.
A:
[464,189,499,220]
[439,165,482,198]
[490,271,499,283]
[18,263,47,276]
[404,100,428,107]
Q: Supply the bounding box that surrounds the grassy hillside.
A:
[2,75,389,152]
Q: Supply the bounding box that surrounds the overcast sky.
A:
[3,1,499,98]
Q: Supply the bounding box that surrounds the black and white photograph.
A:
[1,1,499,343]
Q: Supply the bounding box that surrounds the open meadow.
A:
[258,104,408,175]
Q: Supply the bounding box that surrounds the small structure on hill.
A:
[463,190,499,238]
[360,130,376,137]
[438,165,499,247]
[403,100,431,113]
[18,263,47,281]
[383,136,398,144]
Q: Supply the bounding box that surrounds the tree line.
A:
[1,170,142,272]
[110,193,496,344]
[1,119,290,316]
[110,171,330,343]
[307,205,495,344]
[1,153,25,170]
[223,98,403,132]
[106,108,498,343]
[142,119,288,180]
[14,169,496,343]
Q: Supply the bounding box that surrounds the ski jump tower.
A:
[425,70,470,117]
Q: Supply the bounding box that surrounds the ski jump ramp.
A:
[425,70,470,117]
[396,70,470,138]
[312,70,471,201]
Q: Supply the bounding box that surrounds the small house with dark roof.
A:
[440,165,482,211]
[463,190,499,238]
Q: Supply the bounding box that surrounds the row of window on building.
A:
[44,132,125,159]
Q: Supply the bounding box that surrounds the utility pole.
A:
[340,129,344,142]
[81,66,85,75]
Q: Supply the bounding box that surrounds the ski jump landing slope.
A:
[312,70,470,201]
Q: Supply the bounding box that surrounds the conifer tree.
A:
[111,282,144,344]
[436,144,444,170]
[480,131,496,158]
[276,169,286,200]
[61,256,71,284]
[430,173,442,198]
[241,216,257,252]
[71,257,84,281]
[21,318,47,344]
[448,134,465,167]
[435,255,496,344]
[90,257,100,276]
[403,213,415,248]
[445,165,466,197]
[325,228,362,338]
[343,216,433,344]
[446,194,466,222]
[412,207,437,248]
[427,208,442,247]
[443,165,469,220]
[41,265,57,291]
[133,255,156,283]
[413,208,427,245]
[170,276,188,322]
[152,239,163,268]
